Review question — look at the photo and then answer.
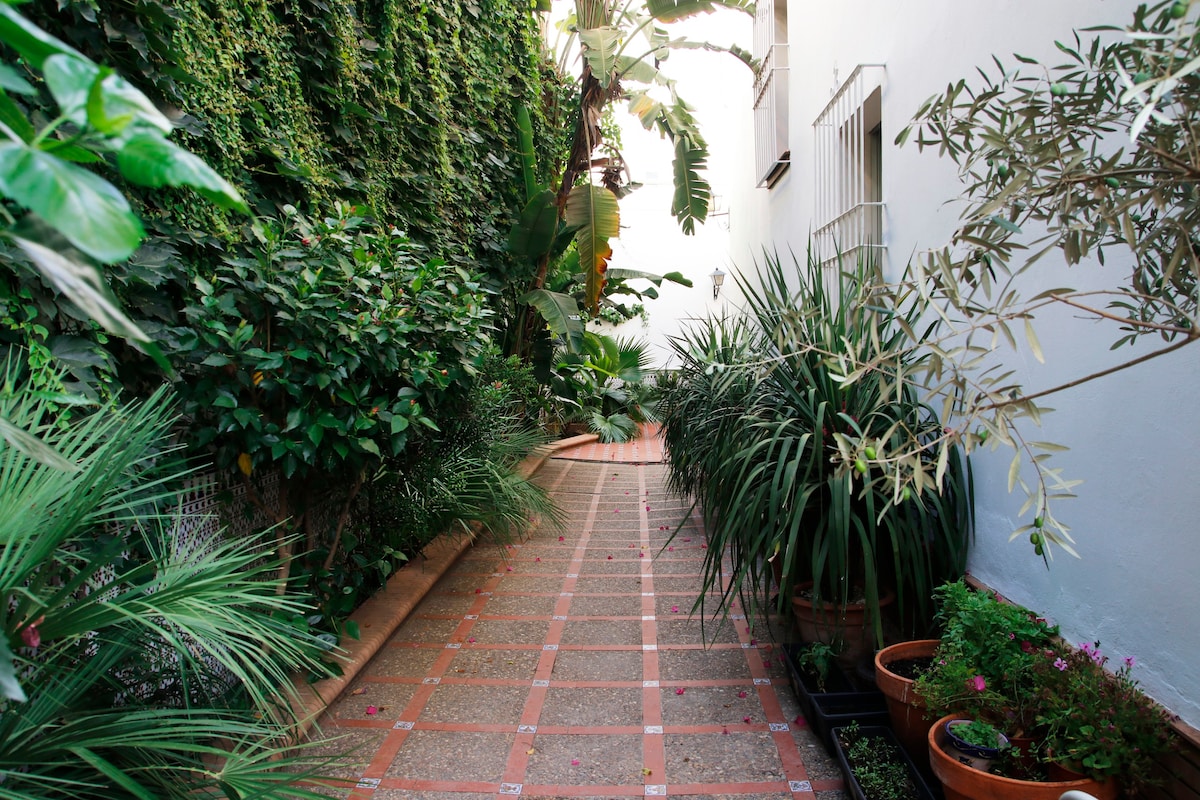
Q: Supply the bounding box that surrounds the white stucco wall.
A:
[725,0,1200,727]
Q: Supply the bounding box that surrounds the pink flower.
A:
[1054,657,1069,671]
[738,690,747,698]
[667,546,674,551]
[968,675,987,692]
[675,687,685,695]
[607,555,613,560]
[535,557,541,562]
[1124,656,1136,668]
[743,716,752,723]
[20,621,40,650]
[467,637,476,643]
[506,566,513,571]
[571,758,580,766]
[671,605,679,613]
[365,705,378,716]
[558,536,565,542]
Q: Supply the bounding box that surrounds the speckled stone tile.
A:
[566,594,644,617]
[481,593,558,616]
[419,683,529,725]
[434,574,492,593]
[658,647,752,681]
[411,591,479,616]
[794,727,844,781]
[654,594,702,617]
[578,558,644,575]
[466,618,551,644]
[524,733,644,786]
[303,723,388,778]
[537,686,643,727]
[573,576,643,593]
[664,731,787,783]
[559,619,643,646]
[446,555,501,576]
[660,684,765,726]
[329,680,419,720]
[549,648,643,682]
[388,616,461,643]
[650,558,703,575]
[362,643,442,677]
[493,576,562,593]
[373,792,494,800]
[385,730,514,782]
[656,617,740,645]
[816,789,850,800]
[446,647,541,680]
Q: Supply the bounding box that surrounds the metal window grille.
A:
[753,0,789,188]
[813,64,886,269]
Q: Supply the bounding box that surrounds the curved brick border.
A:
[288,433,599,739]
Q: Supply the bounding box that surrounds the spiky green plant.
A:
[0,368,339,798]
[661,250,975,642]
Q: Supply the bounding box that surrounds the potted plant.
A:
[873,639,939,763]
[786,642,890,753]
[943,718,1010,771]
[660,251,974,658]
[833,721,939,800]
[919,581,1178,796]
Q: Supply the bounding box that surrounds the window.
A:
[813,65,885,268]
[753,0,789,188]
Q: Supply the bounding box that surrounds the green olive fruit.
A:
[864,446,877,460]
[1034,516,1044,528]
[997,164,1011,180]
[1170,2,1188,19]
[976,427,988,443]
[1035,543,1044,556]
[1030,532,1042,546]
[1133,71,1151,85]
[854,459,868,475]
[1049,83,1068,97]
[902,486,912,502]
[1105,177,1120,189]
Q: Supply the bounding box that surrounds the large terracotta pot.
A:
[792,582,895,669]
[874,639,938,765]
[928,714,1121,800]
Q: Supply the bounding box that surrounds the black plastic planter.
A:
[831,725,940,800]
[785,642,888,753]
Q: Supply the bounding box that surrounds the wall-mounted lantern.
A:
[710,268,726,299]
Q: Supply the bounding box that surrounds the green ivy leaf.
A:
[0,64,34,95]
[0,142,143,263]
[117,134,249,213]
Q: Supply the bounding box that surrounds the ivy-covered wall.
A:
[23,0,554,261]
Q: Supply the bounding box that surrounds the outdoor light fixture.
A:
[710,267,726,298]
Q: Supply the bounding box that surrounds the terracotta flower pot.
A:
[874,639,938,765]
[928,714,1121,800]
[792,582,895,669]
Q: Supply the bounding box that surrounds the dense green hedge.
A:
[19,0,555,261]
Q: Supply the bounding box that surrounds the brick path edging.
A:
[287,433,600,741]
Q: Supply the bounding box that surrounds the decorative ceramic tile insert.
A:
[754,677,771,685]
[790,780,813,792]
[422,677,440,685]
[518,724,537,733]
[543,644,558,651]
[770,722,790,732]
[642,644,657,651]
[644,725,663,734]
[532,679,549,687]
[646,785,667,796]
[446,642,461,649]
[643,680,659,688]
[356,778,381,788]
[553,615,567,621]
[393,721,414,730]
[499,783,523,794]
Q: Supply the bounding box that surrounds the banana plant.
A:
[509,0,753,355]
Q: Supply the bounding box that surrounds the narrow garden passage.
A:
[308,432,845,799]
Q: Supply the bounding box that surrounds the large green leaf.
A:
[0,4,83,69]
[515,104,538,201]
[565,184,620,314]
[506,189,558,259]
[672,134,710,234]
[579,27,622,88]
[0,142,143,263]
[646,0,756,22]
[605,267,693,287]
[117,133,248,212]
[12,236,151,344]
[42,54,172,136]
[0,416,77,473]
[518,288,585,353]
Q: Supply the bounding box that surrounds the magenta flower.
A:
[968,675,987,692]
[675,687,685,695]
[1054,657,1069,671]
[20,623,39,650]
[1124,656,1136,668]
[365,705,378,716]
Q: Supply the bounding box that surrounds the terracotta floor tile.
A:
[302,443,846,798]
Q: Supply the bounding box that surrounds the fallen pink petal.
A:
[743,716,752,723]
[571,758,580,766]
[671,605,679,613]
[365,705,378,716]
[737,690,747,698]
[467,637,476,643]
[675,687,685,695]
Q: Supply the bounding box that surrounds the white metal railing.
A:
[753,0,789,187]
[813,64,886,266]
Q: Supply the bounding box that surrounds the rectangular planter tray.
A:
[785,642,888,754]
[831,724,940,800]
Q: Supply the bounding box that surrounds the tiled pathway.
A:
[310,455,845,799]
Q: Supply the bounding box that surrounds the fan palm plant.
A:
[0,366,339,798]
[661,251,974,646]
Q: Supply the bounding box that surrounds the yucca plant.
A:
[0,367,339,798]
[661,251,974,644]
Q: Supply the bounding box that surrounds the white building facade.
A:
[728,0,1200,729]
